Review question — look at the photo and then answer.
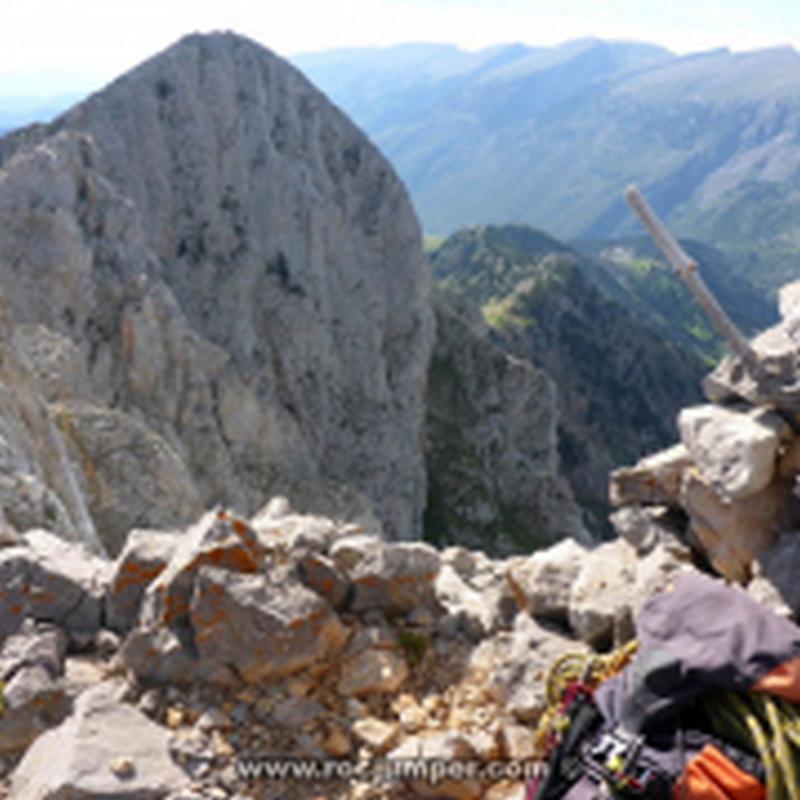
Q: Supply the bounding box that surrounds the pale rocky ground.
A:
[0,499,687,800]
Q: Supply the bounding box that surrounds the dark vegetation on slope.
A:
[429,224,770,530]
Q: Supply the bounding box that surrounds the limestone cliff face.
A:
[0,298,99,550]
[0,33,434,545]
[0,131,206,551]
[0,32,587,557]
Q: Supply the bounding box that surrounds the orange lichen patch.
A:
[8,603,23,615]
[358,576,381,588]
[112,564,166,594]
[199,545,259,573]
[162,593,191,624]
[394,575,416,585]
[30,591,58,605]
[289,617,309,630]
[320,578,336,593]
[194,608,229,629]
[216,509,230,521]
[227,520,264,563]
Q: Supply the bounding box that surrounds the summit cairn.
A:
[613,188,800,587]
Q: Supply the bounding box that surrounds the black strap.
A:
[532,697,764,799]
[533,691,604,800]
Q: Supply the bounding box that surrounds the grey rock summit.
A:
[0,31,582,555]
[0,33,434,549]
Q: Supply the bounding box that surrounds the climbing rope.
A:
[533,640,639,758]
[704,690,800,800]
[533,639,800,799]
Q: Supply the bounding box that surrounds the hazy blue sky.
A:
[2,0,798,95]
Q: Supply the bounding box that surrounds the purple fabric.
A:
[638,572,800,689]
[602,572,800,732]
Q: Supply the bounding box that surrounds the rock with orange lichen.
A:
[119,624,210,686]
[138,510,265,632]
[106,529,180,634]
[189,565,348,683]
[345,540,441,614]
[119,510,347,685]
[0,619,70,754]
[0,529,108,642]
[297,552,350,610]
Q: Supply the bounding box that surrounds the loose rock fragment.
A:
[338,648,409,696]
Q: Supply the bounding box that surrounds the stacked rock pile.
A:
[611,280,800,596]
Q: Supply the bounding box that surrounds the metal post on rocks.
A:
[624,185,762,376]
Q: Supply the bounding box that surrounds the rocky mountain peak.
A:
[0,31,585,557]
[0,32,439,546]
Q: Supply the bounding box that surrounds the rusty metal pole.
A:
[624,185,761,374]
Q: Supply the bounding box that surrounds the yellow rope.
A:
[534,640,638,757]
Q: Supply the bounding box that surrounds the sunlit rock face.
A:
[0,32,434,546]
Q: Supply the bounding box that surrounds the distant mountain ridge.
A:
[294,40,800,292]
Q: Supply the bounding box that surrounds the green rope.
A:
[705,690,800,800]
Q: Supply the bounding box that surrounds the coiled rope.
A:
[533,640,800,799]
[533,640,638,757]
[704,690,800,800]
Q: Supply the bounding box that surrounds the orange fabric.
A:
[753,655,800,703]
[674,744,765,800]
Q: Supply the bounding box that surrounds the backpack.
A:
[527,572,800,799]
